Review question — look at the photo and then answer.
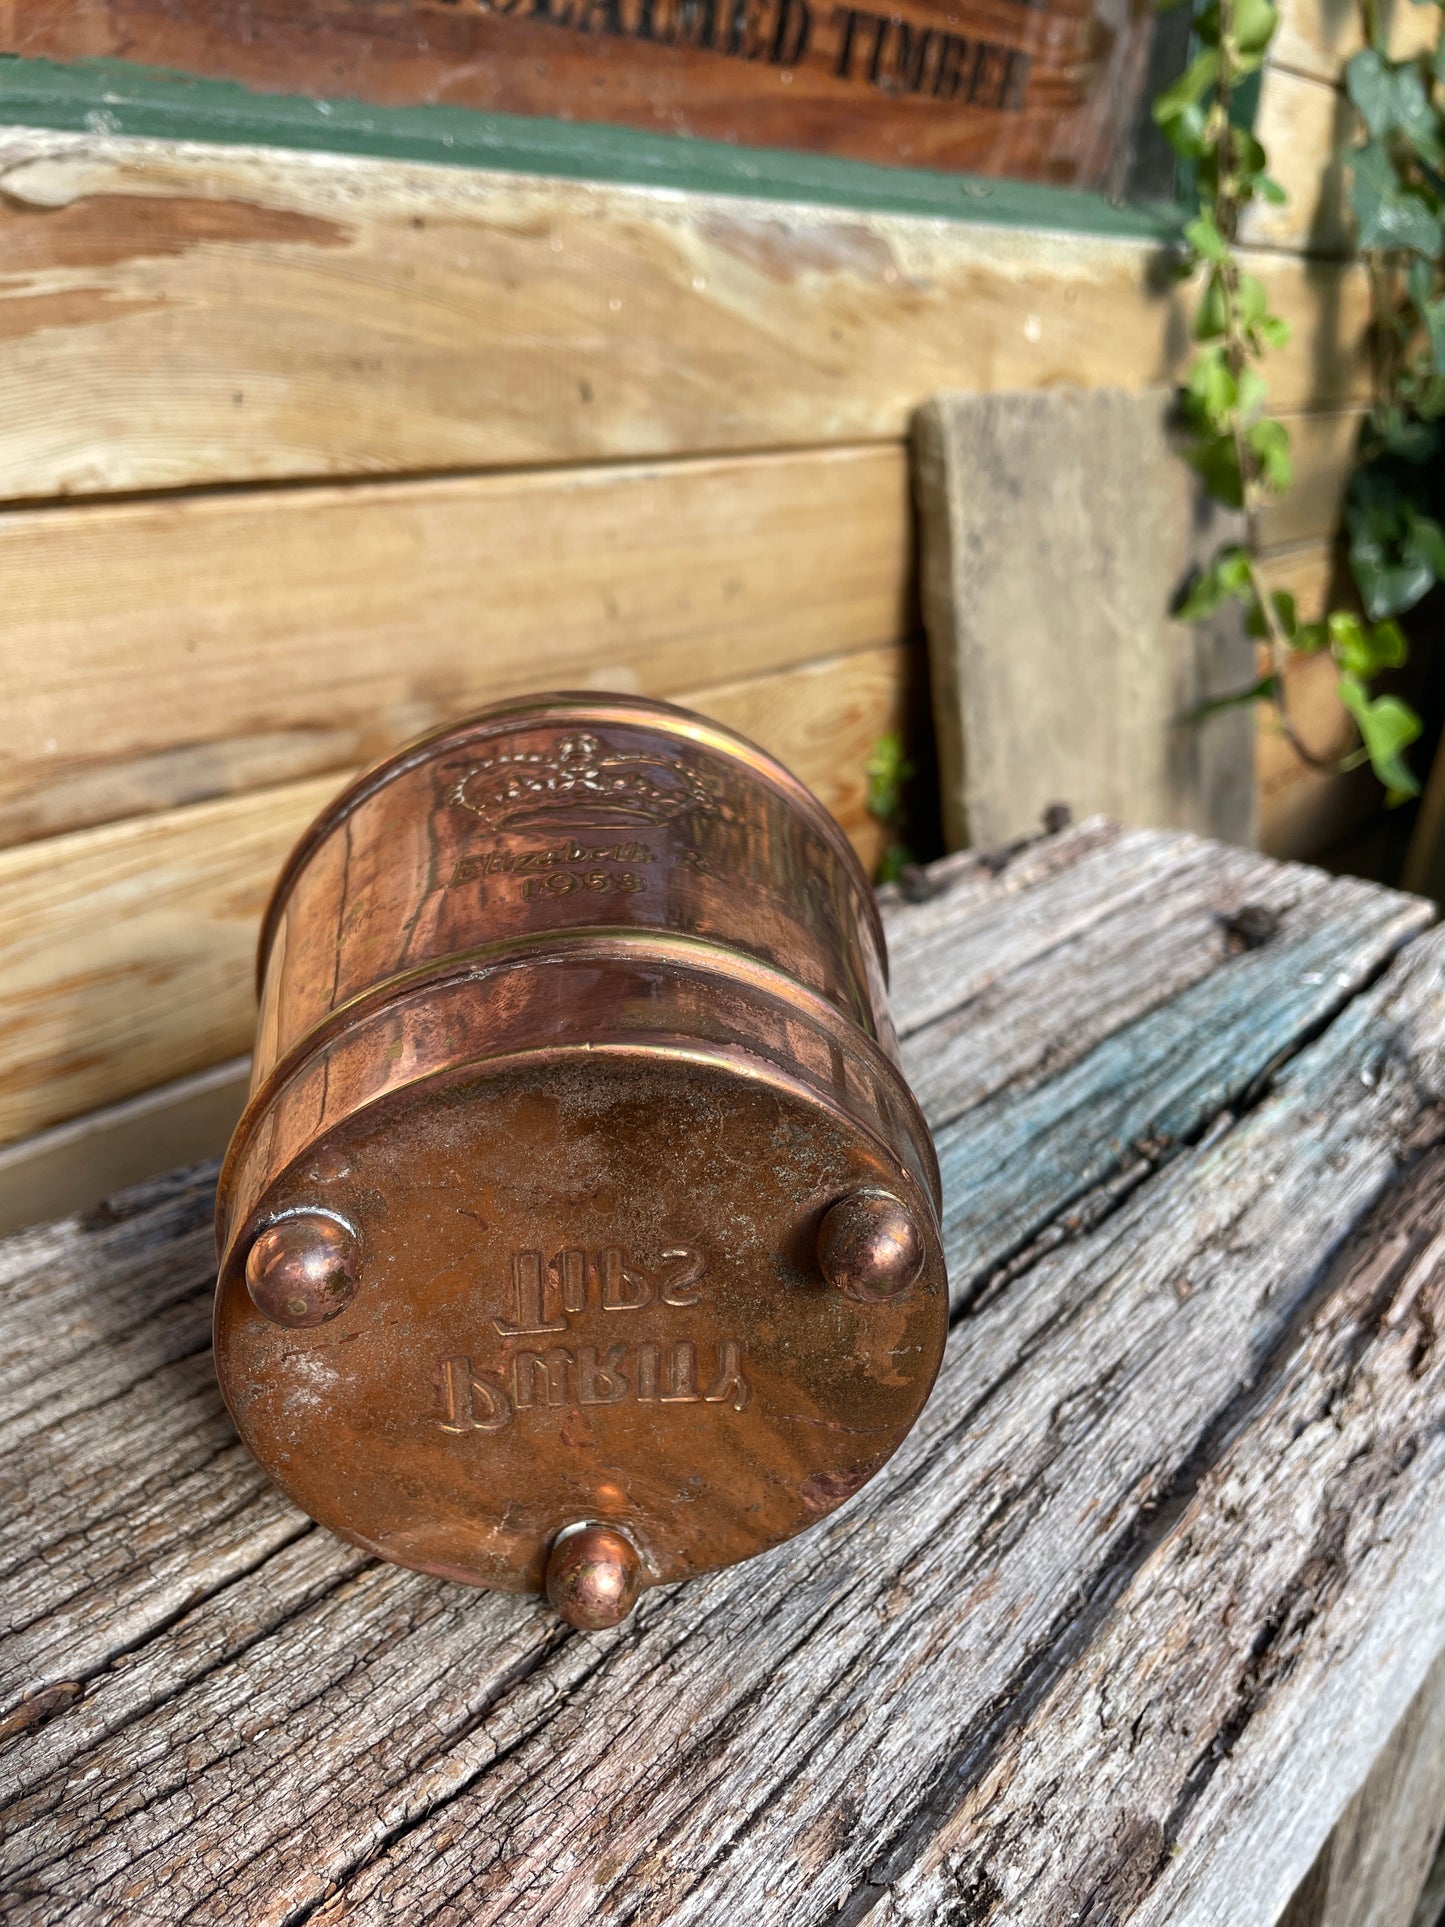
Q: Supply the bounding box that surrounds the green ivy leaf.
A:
[1163,102,1210,159]
[1346,51,1444,163]
[1293,620,1331,653]
[1349,492,1440,615]
[1177,545,1253,618]
[1328,610,1373,673]
[1188,432,1245,507]
[1186,344,1235,418]
[865,731,915,826]
[1233,0,1278,57]
[1370,616,1410,667]
[1247,415,1294,491]
[1336,674,1423,799]
[1244,586,1299,637]
[1153,47,1221,122]
[1406,511,1445,575]
[1184,213,1230,263]
[1351,139,1445,254]
[1346,50,1398,140]
[1258,314,1293,348]
[1195,269,1232,341]
[1254,174,1289,204]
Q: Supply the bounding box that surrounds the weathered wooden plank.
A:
[0,643,909,1145]
[915,387,1256,851]
[931,860,1425,1298]
[254,922,1445,1927]
[874,1136,1445,1927]
[1241,65,1352,258]
[1272,0,1437,87]
[0,446,913,846]
[1279,1648,1445,1927]
[898,830,1335,1124]
[1,831,1436,1925]
[0,130,1369,501]
[0,1057,249,1238]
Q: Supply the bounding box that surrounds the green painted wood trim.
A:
[0,53,1186,240]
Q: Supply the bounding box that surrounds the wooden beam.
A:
[0,445,912,845]
[1241,66,1353,260]
[1272,0,1438,86]
[0,1058,250,1239]
[0,414,1358,847]
[0,642,913,1145]
[0,129,1369,502]
[1280,1648,1445,1927]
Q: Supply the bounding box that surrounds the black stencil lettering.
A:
[769,0,811,64]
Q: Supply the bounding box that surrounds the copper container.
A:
[215,694,946,1628]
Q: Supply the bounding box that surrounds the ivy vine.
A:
[1155,0,1445,802]
[865,730,917,882]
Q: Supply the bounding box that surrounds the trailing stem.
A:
[1156,0,1444,802]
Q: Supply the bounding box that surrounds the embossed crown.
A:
[448,732,717,831]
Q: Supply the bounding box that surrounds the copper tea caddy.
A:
[215,693,947,1628]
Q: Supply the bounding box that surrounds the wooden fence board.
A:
[0,130,1370,501]
[0,643,910,1145]
[1271,0,1438,86]
[1243,65,1352,258]
[0,421,1352,848]
[0,446,912,846]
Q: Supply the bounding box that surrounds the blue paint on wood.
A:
[935,896,1429,1304]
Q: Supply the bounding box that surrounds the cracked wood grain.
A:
[267,924,1445,1927]
[868,1139,1445,1927]
[1,826,1441,1925]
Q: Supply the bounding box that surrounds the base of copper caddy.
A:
[215,696,947,1627]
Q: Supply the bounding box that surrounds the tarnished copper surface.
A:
[216,693,946,1627]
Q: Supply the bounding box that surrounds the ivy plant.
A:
[865,730,916,882]
[1155,0,1445,803]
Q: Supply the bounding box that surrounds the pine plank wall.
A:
[0,0,1430,1161]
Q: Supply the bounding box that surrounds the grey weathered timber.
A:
[3,821,1445,1926]
[914,388,1257,851]
[1280,1650,1445,1927]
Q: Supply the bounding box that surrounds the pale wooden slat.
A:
[0,446,913,846]
[879,1131,1445,1927]
[0,130,1369,502]
[1242,65,1352,258]
[1273,0,1438,85]
[3,830,1439,1927]
[0,1058,250,1239]
[1280,1649,1445,1927]
[0,406,1356,849]
[0,644,911,1146]
[1258,408,1363,552]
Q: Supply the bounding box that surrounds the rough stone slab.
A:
[914,387,1257,852]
